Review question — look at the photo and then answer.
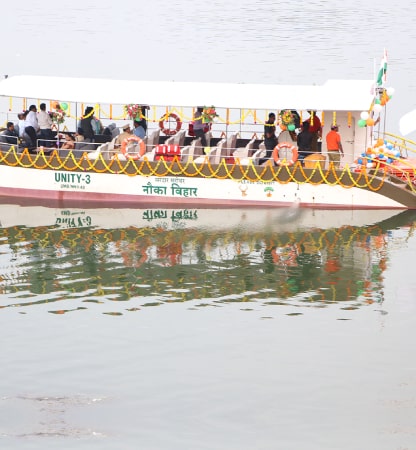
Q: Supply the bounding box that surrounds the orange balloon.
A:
[280,124,287,130]
[366,118,375,126]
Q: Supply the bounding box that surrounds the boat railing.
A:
[375,131,416,159]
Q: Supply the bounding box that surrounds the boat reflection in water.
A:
[0,203,415,314]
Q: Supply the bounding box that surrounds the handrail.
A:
[374,131,416,159]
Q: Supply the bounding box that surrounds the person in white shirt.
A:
[17,111,36,150]
[17,112,28,139]
[38,103,54,147]
[26,105,40,133]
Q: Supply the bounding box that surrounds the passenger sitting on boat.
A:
[259,112,277,165]
[133,119,146,139]
[115,123,132,147]
[75,128,85,142]
[103,123,119,140]
[3,122,19,145]
[296,121,313,163]
[79,106,96,142]
[17,112,28,140]
[193,107,207,147]
[61,133,75,150]
[18,111,37,150]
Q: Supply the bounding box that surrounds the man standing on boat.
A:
[26,105,40,148]
[26,105,40,133]
[297,121,313,163]
[38,103,54,147]
[79,106,96,142]
[193,107,207,147]
[259,112,277,165]
[326,124,343,168]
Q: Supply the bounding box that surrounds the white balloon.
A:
[386,87,395,96]
[373,103,382,113]
[360,111,369,120]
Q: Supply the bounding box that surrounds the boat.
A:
[0,73,416,209]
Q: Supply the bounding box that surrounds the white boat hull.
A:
[0,165,407,209]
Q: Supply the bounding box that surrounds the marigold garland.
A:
[0,145,401,194]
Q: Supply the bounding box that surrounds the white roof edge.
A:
[0,75,375,111]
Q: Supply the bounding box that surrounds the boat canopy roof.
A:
[0,75,375,111]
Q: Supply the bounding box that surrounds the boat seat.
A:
[193,139,227,165]
[277,130,297,145]
[252,142,267,165]
[0,133,17,151]
[204,131,212,148]
[164,135,175,146]
[74,140,98,151]
[233,137,256,159]
[181,138,203,163]
[88,142,108,160]
[164,129,186,147]
[174,129,186,146]
[233,138,257,165]
[107,137,116,153]
[223,132,238,156]
[145,129,160,152]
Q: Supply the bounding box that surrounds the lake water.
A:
[1,205,416,449]
[2,1,416,449]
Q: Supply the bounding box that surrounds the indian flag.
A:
[377,49,388,86]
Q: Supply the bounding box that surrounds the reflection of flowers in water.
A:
[49,109,66,125]
[0,210,396,307]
